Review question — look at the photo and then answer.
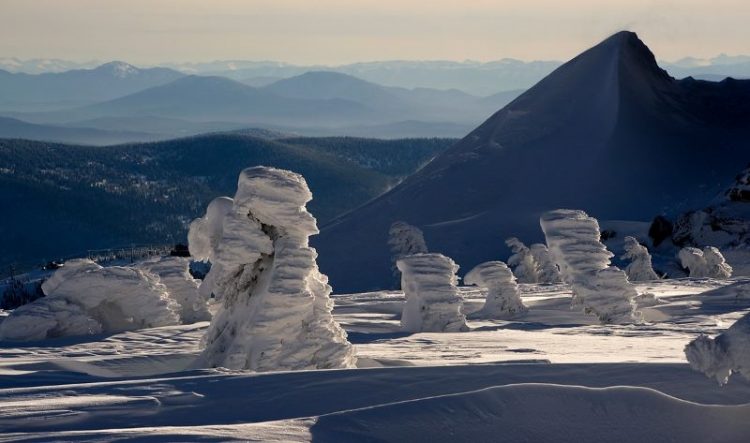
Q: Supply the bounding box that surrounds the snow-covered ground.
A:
[1,279,750,441]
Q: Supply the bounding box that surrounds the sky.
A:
[1,0,748,65]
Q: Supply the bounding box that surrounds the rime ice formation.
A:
[505,237,539,283]
[621,236,659,281]
[0,259,179,341]
[388,221,428,285]
[540,209,640,324]
[678,246,733,278]
[188,196,234,301]
[397,253,469,332]
[464,261,527,318]
[529,243,562,284]
[191,166,355,371]
[137,256,210,323]
[685,311,750,385]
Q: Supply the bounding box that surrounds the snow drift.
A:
[685,311,750,385]
[397,253,469,332]
[191,166,355,371]
[137,256,210,323]
[464,261,527,318]
[540,209,640,324]
[0,259,179,341]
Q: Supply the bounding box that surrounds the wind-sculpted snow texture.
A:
[397,253,469,332]
[137,256,210,324]
[191,166,355,371]
[388,221,428,286]
[0,259,179,341]
[679,247,733,278]
[621,236,659,281]
[540,210,640,324]
[464,261,527,318]
[188,196,234,301]
[505,237,539,283]
[529,243,562,284]
[685,311,750,385]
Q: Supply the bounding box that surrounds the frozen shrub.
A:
[703,247,733,278]
[540,209,640,324]
[621,236,659,281]
[529,243,561,284]
[685,311,750,385]
[464,261,526,318]
[678,246,733,278]
[192,166,355,371]
[505,237,539,283]
[397,253,469,332]
[388,221,428,286]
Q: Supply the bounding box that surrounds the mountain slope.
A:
[314,31,750,292]
[0,116,164,145]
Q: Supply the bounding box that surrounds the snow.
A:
[193,167,355,371]
[679,247,733,279]
[0,259,179,341]
[540,209,640,324]
[621,236,659,281]
[685,310,750,385]
[464,261,527,318]
[505,237,539,283]
[388,221,428,286]
[397,253,469,332]
[137,256,210,324]
[530,242,562,283]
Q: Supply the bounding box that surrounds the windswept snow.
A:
[137,256,210,324]
[464,261,527,318]
[506,237,539,283]
[388,221,428,285]
[621,236,659,281]
[685,310,750,385]
[192,166,355,371]
[679,247,733,279]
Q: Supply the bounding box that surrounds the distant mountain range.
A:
[314,31,750,292]
[0,134,454,271]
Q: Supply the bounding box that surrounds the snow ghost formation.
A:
[685,311,750,385]
[540,209,640,324]
[529,243,562,284]
[505,237,539,283]
[0,259,180,341]
[388,221,428,285]
[464,261,527,318]
[620,236,659,281]
[678,246,733,278]
[397,253,469,332]
[190,166,355,371]
[137,256,211,323]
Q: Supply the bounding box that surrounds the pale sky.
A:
[1,0,748,65]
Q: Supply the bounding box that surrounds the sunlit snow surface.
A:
[2,279,750,442]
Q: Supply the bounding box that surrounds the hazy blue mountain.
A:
[0,62,184,112]
[0,57,99,74]
[314,31,750,292]
[0,135,454,271]
[0,116,165,145]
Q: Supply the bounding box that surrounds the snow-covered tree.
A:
[388,221,428,285]
[0,259,180,341]
[137,256,211,324]
[187,196,234,301]
[678,246,733,278]
[397,253,469,332]
[191,166,355,371]
[505,237,539,283]
[685,311,750,385]
[464,261,526,318]
[540,209,640,324]
[621,236,659,281]
[529,243,562,284]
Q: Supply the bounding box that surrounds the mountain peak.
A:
[96,61,139,78]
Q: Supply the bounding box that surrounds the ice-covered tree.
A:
[685,311,750,385]
[505,237,539,283]
[529,243,562,284]
[191,166,355,371]
[187,196,234,301]
[388,221,428,285]
[678,246,733,278]
[464,261,526,319]
[397,253,469,332]
[0,259,180,341]
[138,256,211,324]
[621,236,659,281]
[540,209,640,324]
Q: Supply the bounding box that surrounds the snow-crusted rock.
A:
[685,311,750,385]
[192,166,355,371]
[621,236,659,281]
[137,256,210,324]
[388,221,428,286]
[397,253,469,332]
[505,237,539,283]
[0,259,180,341]
[540,209,640,324]
[464,261,526,318]
[529,243,562,284]
[678,246,733,278]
